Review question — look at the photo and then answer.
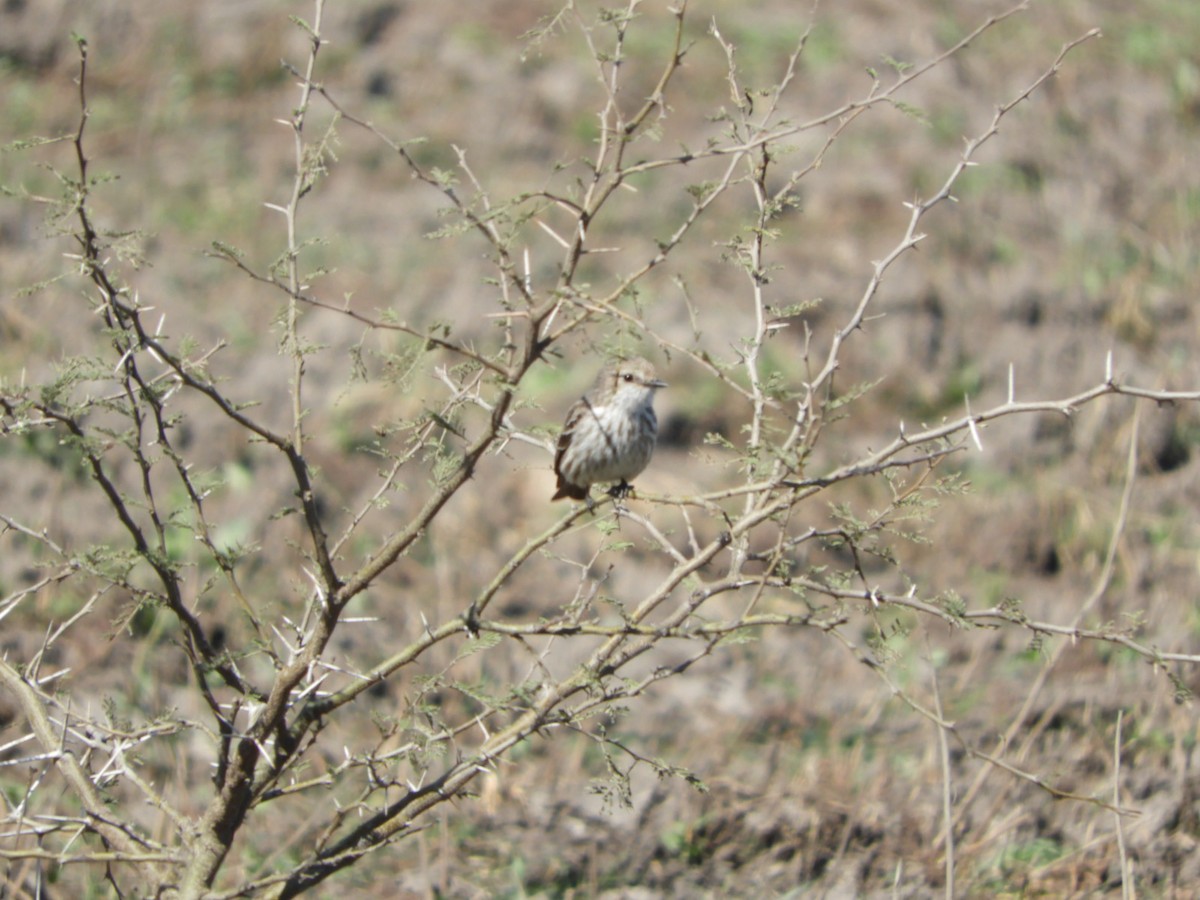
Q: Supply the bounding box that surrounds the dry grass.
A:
[2,0,1200,897]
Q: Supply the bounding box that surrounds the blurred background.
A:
[2,0,1199,895]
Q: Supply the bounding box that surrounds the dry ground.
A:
[2,0,1200,897]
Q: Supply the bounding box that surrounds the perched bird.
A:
[552,357,667,502]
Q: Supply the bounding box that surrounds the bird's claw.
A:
[607,480,635,500]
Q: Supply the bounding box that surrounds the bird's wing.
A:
[553,398,587,476]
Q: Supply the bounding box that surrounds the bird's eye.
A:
[622,373,634,382]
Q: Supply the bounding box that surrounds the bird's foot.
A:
[607,480,635,501]
[608,481,635,517]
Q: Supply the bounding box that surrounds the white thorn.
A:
[535,219,570,249]
[113,347,133,374]
[965,396,984,452]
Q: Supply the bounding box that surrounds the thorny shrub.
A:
[0,1,1195,897]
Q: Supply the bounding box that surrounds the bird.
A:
[552,356,667,502]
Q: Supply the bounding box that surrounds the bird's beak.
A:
[648,378,668,389]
